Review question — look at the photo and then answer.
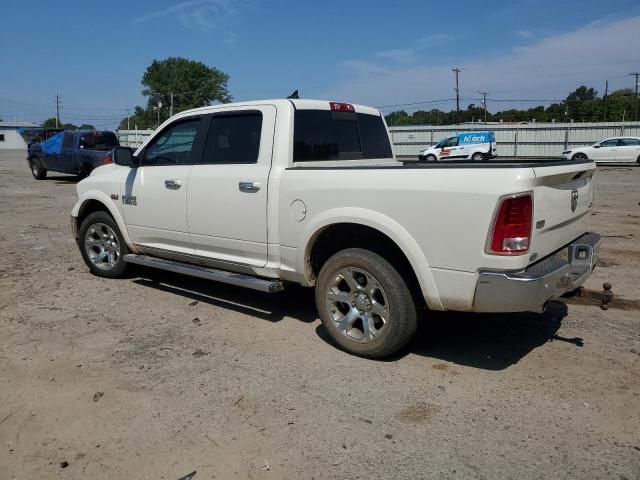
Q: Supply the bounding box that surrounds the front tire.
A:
[572,152,588,160]
[315,248,418,359]
[30,157,47,180]
[426,154,437,162]
[78,211,129,278]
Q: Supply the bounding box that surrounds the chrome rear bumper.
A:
[473,232,601,313]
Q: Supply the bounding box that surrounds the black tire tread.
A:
[30,157,47,180]
[77,211,129,278]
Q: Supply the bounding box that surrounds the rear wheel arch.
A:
[305,222,431,310]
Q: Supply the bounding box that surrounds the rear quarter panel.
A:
[278,166,538,307]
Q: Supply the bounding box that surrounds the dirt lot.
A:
[1,149,639,480]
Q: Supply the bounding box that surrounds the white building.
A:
[0,121,42,150]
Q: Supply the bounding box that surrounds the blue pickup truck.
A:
[27,130,119,180]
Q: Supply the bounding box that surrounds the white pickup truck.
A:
[71,99,601,358]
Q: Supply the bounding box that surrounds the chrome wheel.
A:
[326,267,390,343]
[84,223,121,271]
[31,161,39,176]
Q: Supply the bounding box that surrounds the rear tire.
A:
[315,248,418,359]
[30,157,46,180]
[471,152,486,161]
[78,211,129,278]
[572,152,588,160]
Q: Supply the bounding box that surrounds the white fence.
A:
[389,122,640,158]
[117,121,640,158]
[117,129,154,148]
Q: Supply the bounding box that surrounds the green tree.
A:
[42,117,59,128]
[605,88,635,121]
[119,57,231,129]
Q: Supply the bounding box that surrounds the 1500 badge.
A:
[122,195,137,206]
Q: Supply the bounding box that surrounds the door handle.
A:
[239,181,261,192]
[164,179,182,190]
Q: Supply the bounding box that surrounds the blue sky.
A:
[1,0,639,128]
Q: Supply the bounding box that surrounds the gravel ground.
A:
[1,150,639,480]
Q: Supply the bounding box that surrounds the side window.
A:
[202,112,262,164]
[599,139,618,147]
[62,133,74,149]
[620,138,640,146]
[442,137,458,147]
[143,118,201,166]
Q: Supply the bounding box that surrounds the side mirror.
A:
[593,145,600,149]
[112,147,138,167]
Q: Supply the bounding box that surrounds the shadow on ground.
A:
[46,174,80,185]
[132,267,581,370]
[131,266,317,323]
[404,301,581,370]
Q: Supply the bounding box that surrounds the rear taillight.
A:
[488,193,533,255]
[103,155,113,165]
[329,102,355,112]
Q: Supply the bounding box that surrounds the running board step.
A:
[123,254,285,293]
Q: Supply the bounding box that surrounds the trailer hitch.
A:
[562,282,613,310]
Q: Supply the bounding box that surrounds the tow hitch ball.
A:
[565,283,614,310]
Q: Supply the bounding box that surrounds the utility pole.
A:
[479,91,489,123]
[154,93,162,128]
[169,92,174,118]
[452,68,461,124]
[603,80,608,122]
[55,94,61,128]
[630,72,640,122]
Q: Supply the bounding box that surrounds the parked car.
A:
[71,99,600,358]
[418,131,497,161]
[28,130,119,180]
[562,136,640,163]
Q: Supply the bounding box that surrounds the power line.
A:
[375,98,455,109]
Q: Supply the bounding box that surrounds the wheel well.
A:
[308,223,424,307]
[77,199,110,225]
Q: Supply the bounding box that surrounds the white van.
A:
[418,131,497,161]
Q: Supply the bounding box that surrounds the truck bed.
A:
[288,159,592,170]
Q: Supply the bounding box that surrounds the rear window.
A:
[80,132,118,150]
[294,110,392,161]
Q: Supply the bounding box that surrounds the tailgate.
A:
[531,161,596,260]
